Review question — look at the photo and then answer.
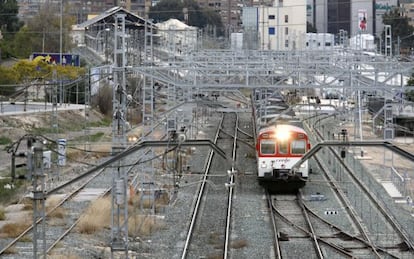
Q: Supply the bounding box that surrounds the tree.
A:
[0,66,18,96]
[25,4,76,54]
[0,0,22,34]
[382,8,414,50]
[2,3,75,59]
[0,0,23,59]
[149,0,223,33]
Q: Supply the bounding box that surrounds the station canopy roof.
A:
[77,6,156,30]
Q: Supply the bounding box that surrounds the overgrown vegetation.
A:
[0,219,31,238]
[128,214,165,236]
[88,116,112,127]
[72,132,105,143]
[77,197,111,234]
[0,136,12,145]
[0,179,25,205]
[0,207,5,220]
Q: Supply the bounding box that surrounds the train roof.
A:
[258,123,307,136]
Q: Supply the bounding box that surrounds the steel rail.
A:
[180,113,224,259]
[266,193,282,259]
[270,196,356,258]
[0,168,106,256]
[302,202,400,258]
[311,122,414,252]
[224,113,238,259]
[312,154,382,258]
[46,187,112,254]
[297,190,324,259]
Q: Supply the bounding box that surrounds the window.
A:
[325,42,331,46]
[284,15,288,23]
[269,27,275,35]
[278,141,288,154]
[285,40,289,48]
[291,140,306,154]
[261,140,276,155]
[269,15,275,19]
[285,27,288,35]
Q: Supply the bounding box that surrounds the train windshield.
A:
[291,140,306,154]
[260,140,276,154]
[278,141,288,154]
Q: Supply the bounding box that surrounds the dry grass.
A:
[128,191,170,213]
[67,148,85,161]
[207,254,222,259]
[48,253,80,259]
[48,207,65,219]
[0,217,31,238]
[128,214,165,236]
[230,239,248,249]
[45,195,66,219]
[20,197,33,210]
[88,143,111,159]
[77,197,111,234]
[0,207,5,220]
[208,232,222,245]
[3,246,17,254]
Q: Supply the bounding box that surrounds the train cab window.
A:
[291,140,306,154]
[260,140,276,155]
[278,141,288,154]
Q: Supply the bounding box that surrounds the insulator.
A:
[115,179,125,205]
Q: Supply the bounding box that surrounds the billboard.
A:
[358,9,367,31]
[31,53,80,66]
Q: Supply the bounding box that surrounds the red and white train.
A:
[253,90,311,193]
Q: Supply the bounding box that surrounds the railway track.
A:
[302,113,414,258]
[181,112,238,258]
[0,120,170,258]
[0,167,111,258]
[267,190,400,258]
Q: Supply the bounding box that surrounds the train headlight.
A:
[128,136,138,142]
[261,162,267,168]
[275,130,290,141]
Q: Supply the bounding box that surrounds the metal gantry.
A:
[86,22,414,257]
[110,13,129,258]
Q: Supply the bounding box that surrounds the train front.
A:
[256,124,310,193]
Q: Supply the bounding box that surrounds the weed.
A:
[0,179,25,205]
[128,214,165,236]
[3,246,17,254]
[230,239,248,249]
[1,220,31,238]
[77,197,111,234]
[0,136,12,145]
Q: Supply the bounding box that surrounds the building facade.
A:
[253,0,306,50]
[308,0,398,38]
[17,0,150,24]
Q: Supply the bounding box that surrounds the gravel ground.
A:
[2,102,414,258]
[304,113,414,258]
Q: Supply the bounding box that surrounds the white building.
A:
[257,0,306,51]
[349,34,376,51]
[305,33,335,50]
[155,19,198,55]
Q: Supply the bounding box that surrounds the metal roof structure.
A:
[77,6,156,30]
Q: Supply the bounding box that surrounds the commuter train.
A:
[252,90,311,193]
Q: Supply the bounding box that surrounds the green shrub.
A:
[0,136,12,145]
